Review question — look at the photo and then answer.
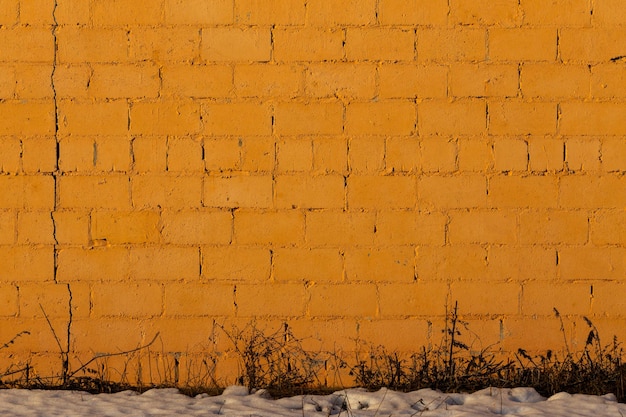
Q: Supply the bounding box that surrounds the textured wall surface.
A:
[1,0,626,384]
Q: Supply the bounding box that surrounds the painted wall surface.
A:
[1,0,626,384]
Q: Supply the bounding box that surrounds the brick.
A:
[0,284,17,316]
[131,101,201,136]
[167,137,204,172]
[585,283,626,317]
[308,0,376,25]
[97,137,132,172]
[202,28,270,62]
[58,175,130,209]
[490,28,557,62]
[560,29,626,63]
[14,64,53,99]
[419,100,486,135]
[165,0,233,24]
[234,210,304,246]
[235,64,302,98]
[348,175,416,209]
[19,283,72,319]
[52,210,90,245]
[488,101,556,135]
[419,175,487,209]
[378,282,448,317]
[451,0,520,26]
[57,28,128,63]
[522,64,589,98]
[236,284,306,317]
[308,284,377,317]
[421,138,457,172]
[376,211,446,246]
[89,64,159,99]
[275,174,345,209]
[17,211,54,244]
[93,283,162,318]
[0,247,52,282]
[276,138,312,172]
[488,247,557,281]
[592,0,626,26]
[345,248,415,282]
[451,281,520,315]
[0,1,17,26]
[379,64,447,99]
[379,0,448,25]
[493,137,528,171]
[29,0,67,27]
[59,101,128,135]
[450,64,518,98]
[602,138,626,171]
[58,137,95,172]
[0,102,55,135]
[528,137,564,172]
[0,28,54,62]
[560,103,626,135]
[346,28,415,61]
[201,247,270,281]
[273,28,343,62]
[520,0,590,26]
[458,138,493,172]
[132,137,167,172]
[0,176,55,209]
[235,0,305,24]
[203,102,272,136]
[418,29,485,62]
[305,63,375,99]
[0,66,14,98]
[346,102,416,136]
[488,175,558,208]
[22,138,57,173]
[386,137,420,173]
[275,102,343,136]
[565,138,601,171]
[71,318,153,353]
[161,65,233,98]
[161,210,231,244]
[520,211,588,244]
[0,138,21,174]
[288,318,358,352]
[243,138,276,172]
[55,0,89,25]
[358,319,431,352]
[560,175,626,208]
[0,211,14,245]
[132,175,202,209]
[129,247,199,280]
[130,28,200,62]
[92,0,163,25]
[559,247,626,280]
[592,64,626,98]
[314,137,347,174]
[306,211,376,246]
[91,211,160,245]
[165,283,233,316]
[273,248,343,282]
[204,137,274,172]
[52,64,90,98]
[204,175,272,208]
[57,247,130,282]
[348,137,385,173]
[449,210,517,244]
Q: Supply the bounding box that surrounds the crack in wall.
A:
[51,0,60,284]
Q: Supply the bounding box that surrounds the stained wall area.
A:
[1,0,626,384]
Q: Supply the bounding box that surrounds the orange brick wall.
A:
[1,0,626,385]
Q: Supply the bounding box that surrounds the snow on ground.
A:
[0,385,623,416]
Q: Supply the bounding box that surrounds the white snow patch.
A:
[0,386,623,416]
